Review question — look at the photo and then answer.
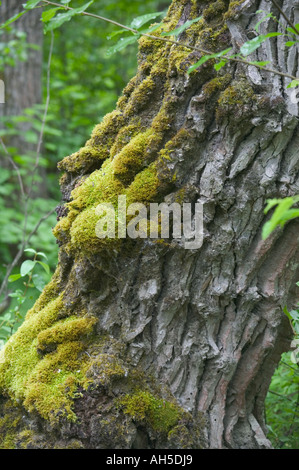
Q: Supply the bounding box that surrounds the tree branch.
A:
[39,0,299,83]
[270,0,299,36]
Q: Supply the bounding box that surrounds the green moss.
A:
[223,0,246,20]
[112,129,152,184]
[86,353,126,387]
[0,294,97,423]
[119,391,182,434]
[203,0,226,21]
[37,316,96,353]
[216,79,257,121]
[110,123,142,158]
[58,110,124,173]
[0,401,22,449]
[126,162,160,205]
[202,73,232,98]
[125,76,156,116]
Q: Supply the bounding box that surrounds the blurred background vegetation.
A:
[0,0,298,449]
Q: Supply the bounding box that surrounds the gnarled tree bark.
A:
[0,0,299,449]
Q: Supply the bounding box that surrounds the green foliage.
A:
[262,197,299,448]
[187,9,299,88]
[266,352,299,449]
[262,196,299,240]
[106,11,166,56]
[0,28,36,70]
[0,250,51,342]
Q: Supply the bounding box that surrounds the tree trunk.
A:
[0,0,299,450]
[0,0,43,117]
[0,0,45,193]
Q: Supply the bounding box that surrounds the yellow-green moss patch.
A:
[0,294,97,423]
[118,391,182,434]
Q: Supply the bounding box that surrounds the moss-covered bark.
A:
[1,0,299,449]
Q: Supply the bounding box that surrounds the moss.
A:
[223,0,246,20]
[0,294,97,423]
[203,0,226,21]
[58,146,107,174]
[202,73,232,98]
[126,162,160,205]
[0,401,22,449]
[85,353,126,387]
[58,110,125,174]
[37,316,96,353]
[110,122,142,158]
[112,129,152,184]
[118,391,182,434]
[216,79,257,121]
[125,76,156,116]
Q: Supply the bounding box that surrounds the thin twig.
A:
[268,390,293,402]
[270,0,299,36]
[39,0,299,82]
[0,136,25,198]
[0,207,56,301]
[281,360,299,373]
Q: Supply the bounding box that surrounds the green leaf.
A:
[214,60,227,71]
[106,35,139,56]
[130,11,165,30]
[8,273,22,283]
[23,0,41,9]
[24,248,37,255]
[240,33,282,57]
[36,251,48,260]
[161,16,202,37]
[44,1,94,31]
[264,198,280,214]
[287,79,299,89]
[262,197,298,239]
[255,13,274,33]
[283,306,293,322]
[248,60,271,67]
[42,8,62,23]
[285,41,297,47]
[188,48,232,74]
[0,11,26,29]
[286,26,299,35]
[20,260,36,277]
[36,261,50,274]
[32,274,46,292]
[107,29,127,40]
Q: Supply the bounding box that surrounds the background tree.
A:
[0,0,299,449]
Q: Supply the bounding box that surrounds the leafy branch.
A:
[1,0,298,86]
[0,249,51,339]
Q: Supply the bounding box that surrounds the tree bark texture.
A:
[0,0,43,117]
[0,0,299,449]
